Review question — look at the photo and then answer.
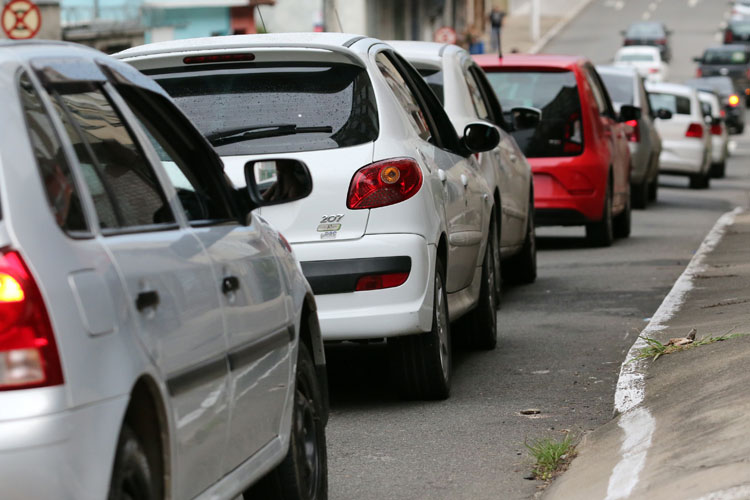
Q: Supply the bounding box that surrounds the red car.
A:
[474,54,632,246]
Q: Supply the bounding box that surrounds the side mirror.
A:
[244,159,313,208]
[656,108,673,120]
[510,106,542,130]
[618,104,642,122]
[462,122,501,154]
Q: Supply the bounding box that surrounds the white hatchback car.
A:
[646,81,712,189]
[696,89,730,178]
[0,41,328,500]
[118,33,501,400]
[614,46,668,83]
[389,41,537,287]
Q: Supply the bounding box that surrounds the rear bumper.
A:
[659,139,706,175]
[0,393,128,500]
[711,135,728,164]
[293,234,435,340]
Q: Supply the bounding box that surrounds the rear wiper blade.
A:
[208,124,333,147]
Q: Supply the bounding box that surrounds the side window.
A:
[375,52,432,141]
[50,87,176,231]
[585,67,614,117]
[115,85,236,224]
[19,72,88,234]
[463,66,490,120]
[469,65,510,131]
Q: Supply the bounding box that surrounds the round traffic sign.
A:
[2,0,41,40]
[434,26,457,45]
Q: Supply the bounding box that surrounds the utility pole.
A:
[531,0,540,41]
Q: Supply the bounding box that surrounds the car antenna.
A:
[255,5,267,33]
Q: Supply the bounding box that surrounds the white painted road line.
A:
[604,407,656,500]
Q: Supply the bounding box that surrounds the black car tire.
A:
[613,192,632,239]
[458,229,498,351]
[503,199,537,285]
[586,182,614,247]
[388,258,451,400]
[689,172,710,189]
[246,343,328,500]
[648,177,659,202]
[108,425,156,500]
[631,180,648,209]
[710,161,726,179]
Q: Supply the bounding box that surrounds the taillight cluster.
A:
[711,122,724,136]
[347,158,423,210]
[625,119,640,143]
[0,250,63,391]
[685,123,704,139]
[725,30,734,44]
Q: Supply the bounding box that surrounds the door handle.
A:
[136,291,159,312]
[438,169,447,183]
[222,276,240,294]
[460,174,469,187]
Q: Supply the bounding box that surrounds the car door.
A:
[115,83,294,471]
[377,50,487,292]
[469,63,528,248]
[43,75,230,500]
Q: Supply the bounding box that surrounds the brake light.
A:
[696,68,703,77]
[725,30,734,44]
[355,272,409,291]
[0,250,63,391]
[655,38,667,45]
[686,123,704,138]
[347,158,423,210]
[183,53,255,64]
[648,67,659,74]
[729,94,740,107]
[711,122,723,135]
[625,119,640,143]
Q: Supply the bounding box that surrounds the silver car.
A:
[597,65,663,207]
[0,41,328,500]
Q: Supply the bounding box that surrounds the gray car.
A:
[0,41,328,500]
[597,65,663,208]
[694,45,750,105]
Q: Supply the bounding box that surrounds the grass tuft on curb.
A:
[525,433,576,481]
[630,333,748,362]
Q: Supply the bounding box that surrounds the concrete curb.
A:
[528,0,597,54]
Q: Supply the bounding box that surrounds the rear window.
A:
[626,23,664,38]
[485,70,583,158]
[152,63,379,156]
[703,49,748,65]
[729,21,750,35]
[648,92,691,115]
[685,77,735,97]
[617,53,655,62]
[419,68,445,104]
[599,73,634,106]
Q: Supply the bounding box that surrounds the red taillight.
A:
[648,67,659,74]
[625,119,640,143]
[355,272,409,291]
[0,250,63,391]
[725,30,734,44]
[729,94,740,107]
[655,38,667,45]
[696,68,703,77]
[183,53,255,64]
[686,123,704,138]
[347,158,423,210]
[711,122,723,135]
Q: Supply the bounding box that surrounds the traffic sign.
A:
[2,0,41,40]
[434,26,457,45]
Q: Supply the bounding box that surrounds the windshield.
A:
[648,92,691,115]
[599,72,634,106]
[485,70,583,158]
[626,23,664,38]
[152,63,379,156]
[703,49,748,65]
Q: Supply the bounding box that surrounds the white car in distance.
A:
[390,41,537,290]
[118,33,502,400]
[614,46,669,83]
[696,89,730,178]
[646,81,713,189]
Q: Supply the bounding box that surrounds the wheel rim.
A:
[435,273,450,382]
[295,378,322,498]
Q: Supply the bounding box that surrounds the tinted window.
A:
[376,52,432,141]
[684,77,735,97]
[626,23,665,38]
[419,68,444,104]
[52,89,175,230]
[599,72,635,106]
[464,67,491,120]
[153,64,378,156]
[19,73,87,233]
[486,70,583,157]
[703,49,748,65]
[729,20,750,35]
[648,92,691,115]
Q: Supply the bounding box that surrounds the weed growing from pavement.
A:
[632,333,748,362]
[525,433,576,481]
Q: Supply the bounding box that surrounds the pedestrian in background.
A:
[489,6,505,54]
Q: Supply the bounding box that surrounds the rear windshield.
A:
[648,92,691,115]
[419,68,445,104]
[599,72,634,105]
[702,49,748,65]
[626,23,664,38]
[729,21,750,35]
[684,77,735,97]
[617,53,655,62]
[485,70,583,158]
[151,63,379,156]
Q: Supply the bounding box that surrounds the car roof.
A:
[0,39,103,62]
[387,40,457,59]
[616,45,660,54]
[116,32,376,59]
[473,53,586,70]
[645,81,695,97]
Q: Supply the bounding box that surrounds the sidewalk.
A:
[544,209,750,500]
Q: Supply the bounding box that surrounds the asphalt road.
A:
[325,2,749,499]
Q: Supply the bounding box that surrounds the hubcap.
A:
[435,273,450,381]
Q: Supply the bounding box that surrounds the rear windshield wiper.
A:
[207,124,333,147]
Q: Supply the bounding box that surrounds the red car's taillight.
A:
[625,119,640,143]
[0,250,63,391]
[355,272,409,291]
[725,30,734,44]
[696,68,703,77]
[347,158,423,210]
[711,122,724,135]
[685,123,704,138]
